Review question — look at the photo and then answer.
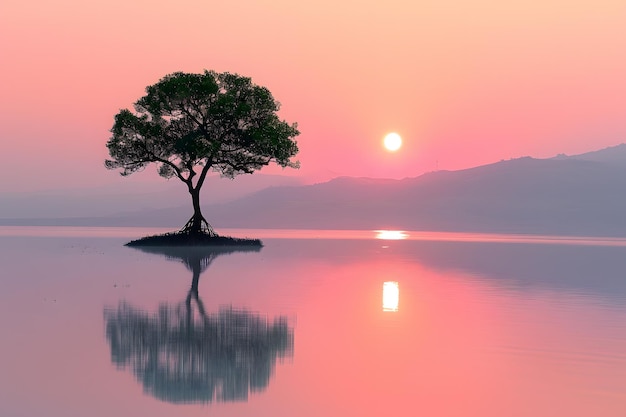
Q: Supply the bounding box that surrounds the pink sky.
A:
[1,0,626,192]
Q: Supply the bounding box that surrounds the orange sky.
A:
[1,0,626,192]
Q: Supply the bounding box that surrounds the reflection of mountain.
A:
[404,240,626,299]
[255,238,626,300]
[104,246,293,404]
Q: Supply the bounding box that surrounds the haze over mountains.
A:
[0,174,302,218]
[3,144,626,237]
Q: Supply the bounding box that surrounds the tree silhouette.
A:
[105,71,300,236]
[104,246,294,403]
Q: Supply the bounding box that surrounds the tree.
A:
[105,71,299,236]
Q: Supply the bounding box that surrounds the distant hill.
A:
[552,143,626,165]
[199,155,626,236]
[3,144,626,236]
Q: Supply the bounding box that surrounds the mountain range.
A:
[3,144,626,236]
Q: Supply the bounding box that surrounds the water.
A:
[1,227,626,416]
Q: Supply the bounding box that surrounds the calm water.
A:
[1,227,626,416]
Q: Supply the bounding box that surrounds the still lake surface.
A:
[1,226,626,416]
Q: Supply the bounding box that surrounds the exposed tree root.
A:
[180,215,218,237]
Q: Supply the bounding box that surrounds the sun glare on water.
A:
[383,281,399,312]
[383,132,402,152]
[376,230,408,240]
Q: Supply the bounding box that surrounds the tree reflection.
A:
[104,246,294,404]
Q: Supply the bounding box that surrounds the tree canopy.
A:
[105,70,300,235]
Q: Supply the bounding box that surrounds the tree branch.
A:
[194,157,214,191]
[180,101,204,130]
[153,156,187,183]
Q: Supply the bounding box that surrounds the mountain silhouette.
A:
[199,148,626,236]
[6,144,626,236]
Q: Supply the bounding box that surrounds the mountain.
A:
[199,155,626,236]
[3,145,626,236]
[552,143,626,166]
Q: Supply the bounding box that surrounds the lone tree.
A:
[105,70,299,236]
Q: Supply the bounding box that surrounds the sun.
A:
[383,132,402,152]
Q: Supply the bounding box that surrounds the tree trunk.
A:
[189,188,203,233]
[185,257,206,321]
[180,187,217,236]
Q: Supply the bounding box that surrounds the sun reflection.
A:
[383,281,399,312]
[376,230,408,240]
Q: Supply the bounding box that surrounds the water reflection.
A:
[104,245,294,404]
[382,281,399,312]
[398,241,626,300]
[376,230,408,240]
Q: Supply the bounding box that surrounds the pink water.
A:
[1,227,625,416]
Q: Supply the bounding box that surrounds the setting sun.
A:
[383,133,402,152]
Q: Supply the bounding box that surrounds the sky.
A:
[1,0,626,193]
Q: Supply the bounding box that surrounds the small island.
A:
[125,231,262,247]
[105,70,300,246]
